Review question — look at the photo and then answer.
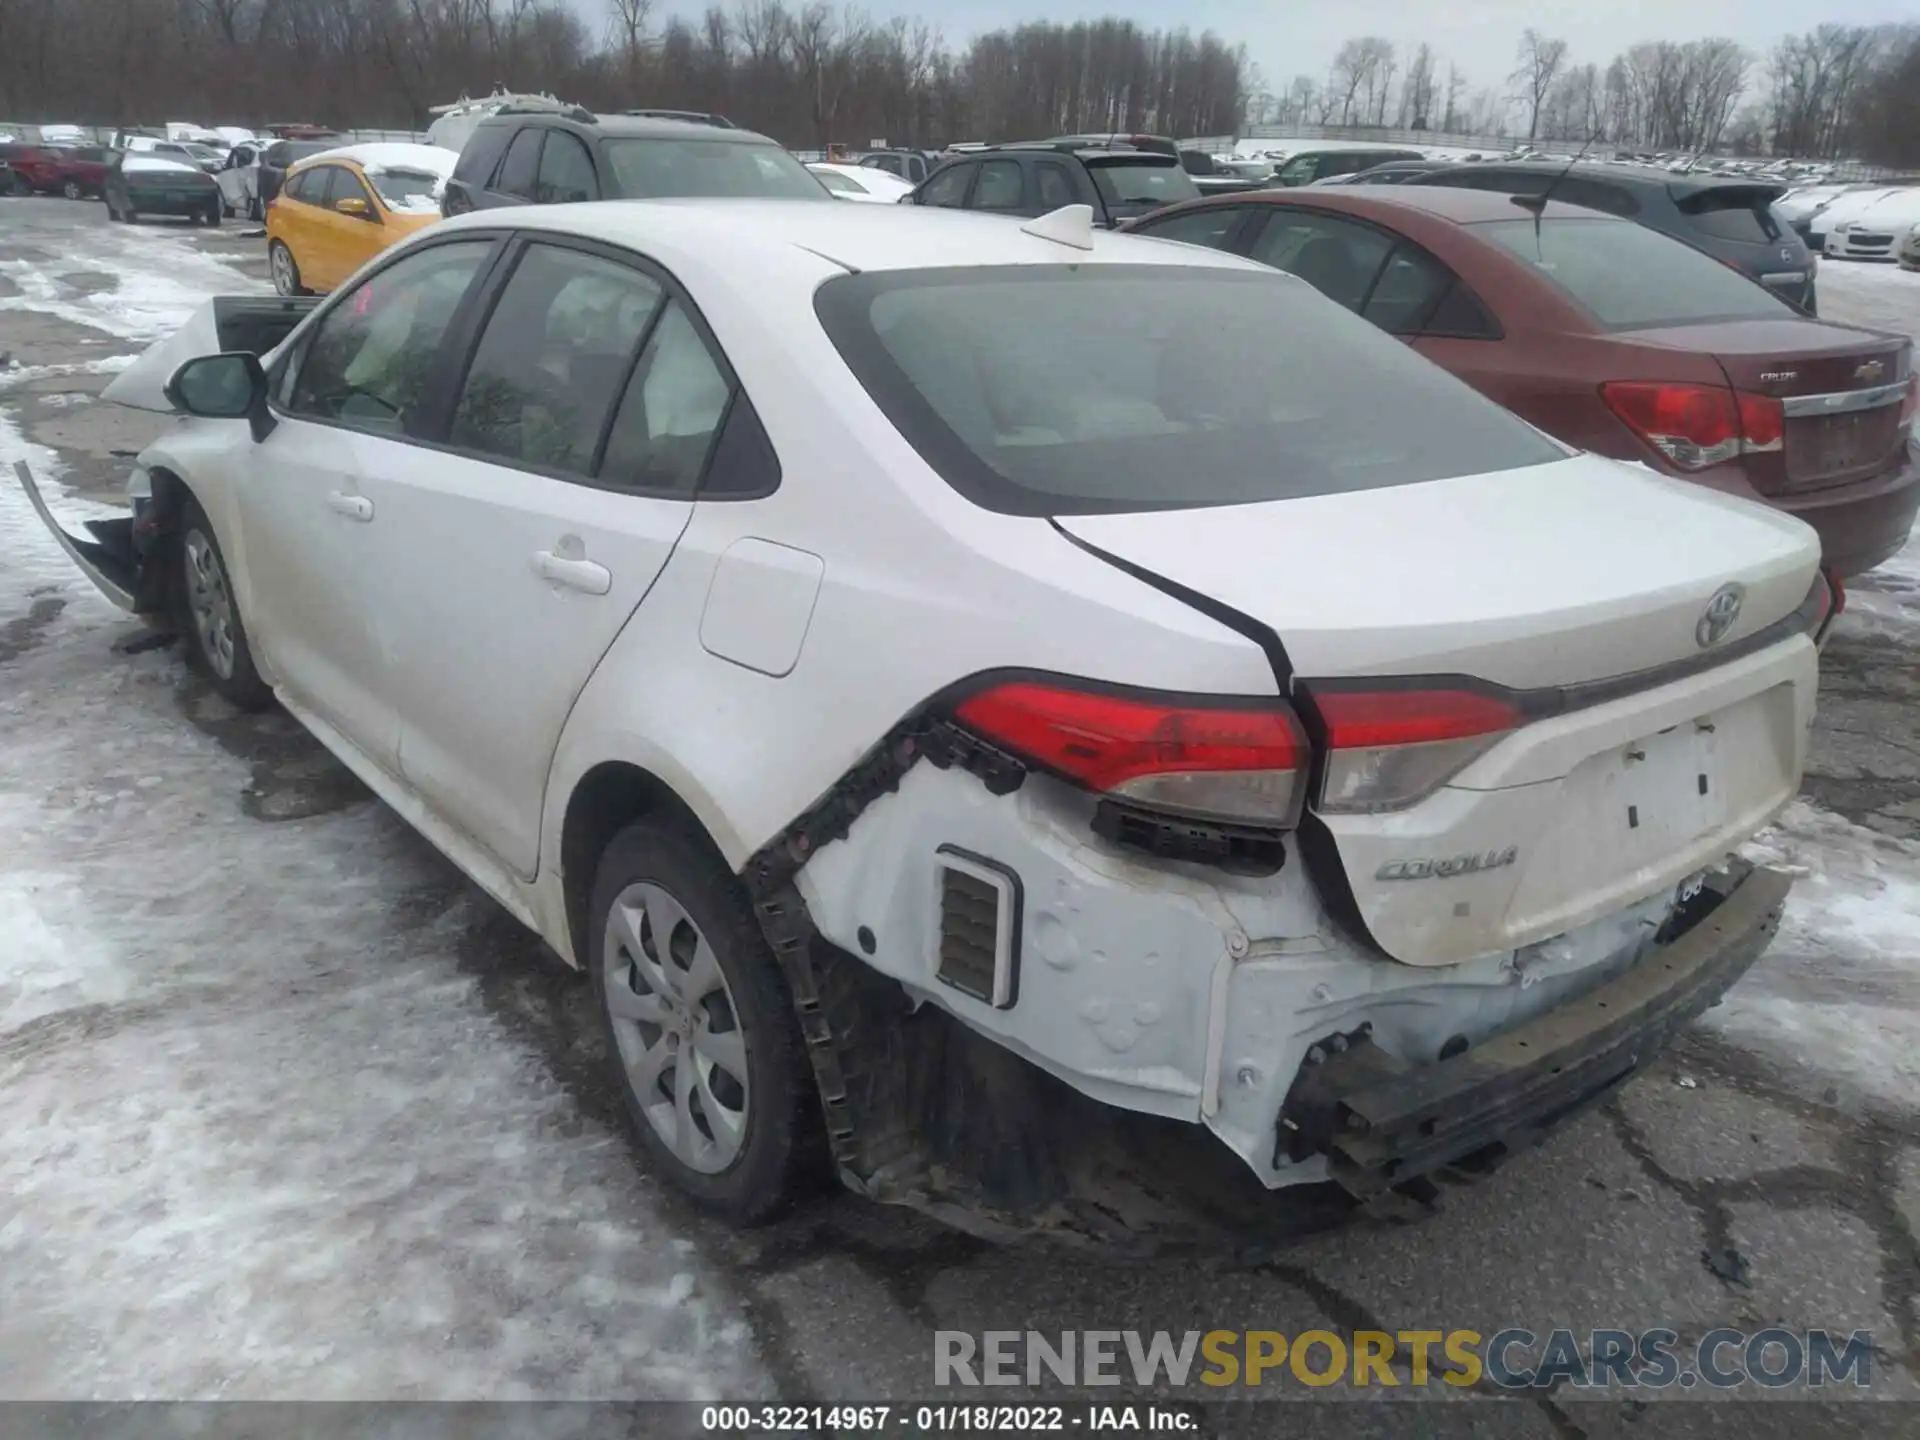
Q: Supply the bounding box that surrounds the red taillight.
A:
[1812,568,1843,645]
[1304,686,1522,814]
[952,681,1307,824]
[1600,381,1782,470]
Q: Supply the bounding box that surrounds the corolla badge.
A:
[1696,583,1745,649]
[1376,847,1518,882]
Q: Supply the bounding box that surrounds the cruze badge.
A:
[1377,847,1518,881]
[1696,583,1745,649]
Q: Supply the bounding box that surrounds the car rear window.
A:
[1085,157,1199,213]
[602,138,830,199]
[813,264,1563,516]
[1474,217,1794,329]
[1676,186,1784,243]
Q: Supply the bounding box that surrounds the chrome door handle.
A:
[532,551,612,595]
[326,491,373,522]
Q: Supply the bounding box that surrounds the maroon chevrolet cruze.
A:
[1124,185,1918,576]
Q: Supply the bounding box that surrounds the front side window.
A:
[494,128,544,199]
[1246,212,1393,311]
[814,265,1563,516]
[1475,216,1794,328]
[972,160,1025,212]
[919,163,973,208]
[1277,154,1320,185]
[1131,206,1244,252]
[535,130,599,204]
[285,241,492,434]
[450,244,665,477]
[601,138,829,199]
[1034,162,1078,208]
[599,301,734,494]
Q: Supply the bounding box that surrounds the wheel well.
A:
[560,762,716,964]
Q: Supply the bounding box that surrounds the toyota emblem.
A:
[1696,584,1745,648]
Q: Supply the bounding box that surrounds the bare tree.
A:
[1511,28,1569,140]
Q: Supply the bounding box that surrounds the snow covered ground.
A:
[3,204,1920,1407]
[0,222,763,1400]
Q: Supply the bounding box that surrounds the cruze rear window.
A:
[813,264,1563,515]
[1475,216,1794,328]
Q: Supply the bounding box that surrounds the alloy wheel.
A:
[270,245,296,295]
[62,180,82,200]
[183,529,237,680]
[602,881,751,1175]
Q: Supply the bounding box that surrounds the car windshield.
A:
[814,264,1564,516]
[601,138,830,199]
[1474,216,1795,329]
[365,168,443,210]
[1085,157,1199,212]
[811,168,860,194]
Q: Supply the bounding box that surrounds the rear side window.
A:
[1246,213,1393,311]
[1554,178,1639,217]
[814,265,1563,516]
[450,244,665,477]
[600,301,734,494]
[1363,247,1454,334]
[1087,158,1199,213]
[1475,217,1794,328]
[1678,188,1783,242]
[494,128,544,199]
[1132,206,1244,251]
[1033,162,1078,208]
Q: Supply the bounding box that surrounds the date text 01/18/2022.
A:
[700,1404,1198,1432]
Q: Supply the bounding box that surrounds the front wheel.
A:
[589,816,819,1224]
[175,494,272,711]
[62,179,83,200]
[201,200,222,228]
[269,240,307,296]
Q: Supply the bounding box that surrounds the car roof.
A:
[1225,185,1609,224]
[291,142,457,177]
[1437,159,1783,197]
[475,111,778,144]
[432,197,1273,276]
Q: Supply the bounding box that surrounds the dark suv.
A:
[903,142,1200,226]
[442,106,831,216]
[1403,160,1818,313]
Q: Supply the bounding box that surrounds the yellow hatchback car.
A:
[267,143,458,295]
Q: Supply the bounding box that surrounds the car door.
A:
[325,167,387,285]
[243,237,502,773]
[362,237,740,878]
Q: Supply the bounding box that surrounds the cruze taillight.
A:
[1601,381,1784,470]
[952,681,1308,825]
[1300,685,1522,814]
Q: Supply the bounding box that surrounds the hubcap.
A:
[603,882,749,1174]
[183,529,237,680]
[271,247,295,294]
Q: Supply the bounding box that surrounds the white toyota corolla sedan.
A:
[20,199,1836,1228]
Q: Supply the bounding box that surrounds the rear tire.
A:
[202,200,221,228]
[588,815,819,1225]
[247,194,263,222]
[174,494,272,712]
[269,240,307,296]
[62,179,83,201]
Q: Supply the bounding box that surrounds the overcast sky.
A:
[631,0,1917,91]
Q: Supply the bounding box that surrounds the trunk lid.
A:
[100,296,320,413]
[1627,319,1913,496]
[1056,452,1822,966]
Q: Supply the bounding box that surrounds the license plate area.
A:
[1785,407,1898,488]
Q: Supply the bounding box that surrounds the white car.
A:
[1806,184,1912,252]
[17,199,1833,1228]
[1825,186,1920,261]
[807,162,915,203]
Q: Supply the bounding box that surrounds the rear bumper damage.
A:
[1280,859,1789,1199]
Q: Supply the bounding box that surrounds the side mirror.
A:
[165,353,276,442]
[335,195,375,220]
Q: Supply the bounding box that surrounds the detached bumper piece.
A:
[12,460,146,612]
[1281,861,1791,1200]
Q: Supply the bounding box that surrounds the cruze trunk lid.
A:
[1056,453,1822,966]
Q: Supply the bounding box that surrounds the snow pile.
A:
[1720,802,1920,1107]
[0,228,265,343]
[0,256,761,1398]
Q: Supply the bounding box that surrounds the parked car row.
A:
[18,193,1847,1233]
